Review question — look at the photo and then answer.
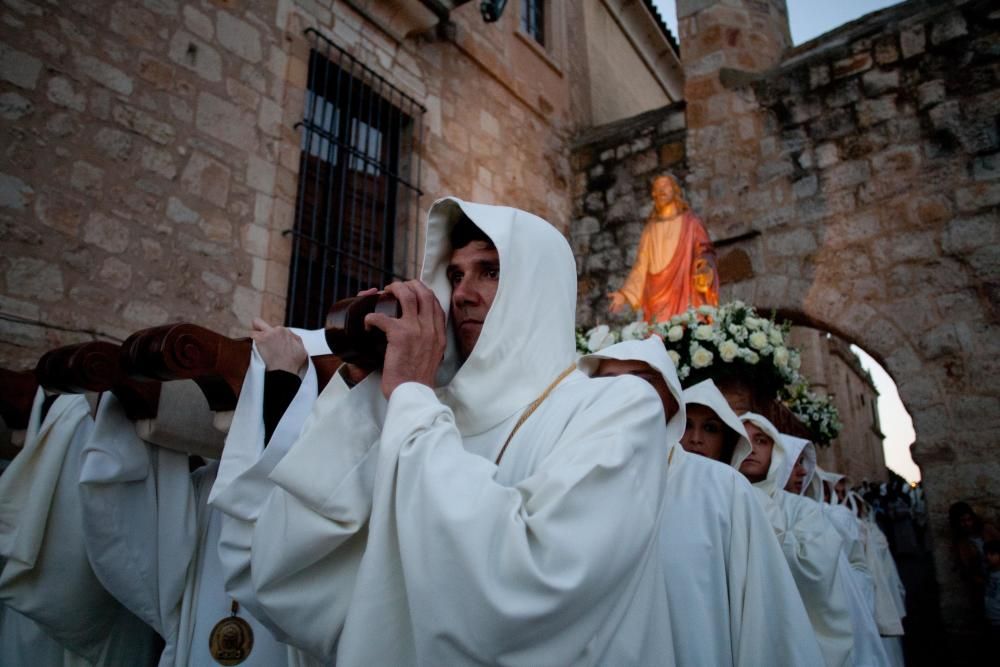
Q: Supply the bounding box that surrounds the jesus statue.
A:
[608,173,719,323]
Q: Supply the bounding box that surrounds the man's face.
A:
[681,404,727,460]
[593,359,679,422]
[447,240,500,361]
[785,453,808,494]
[738,422,773,483]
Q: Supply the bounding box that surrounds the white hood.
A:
[809,467,847,504]
[737,412,785,496]
[799,441,818,495]
[776,434,812,496]
[681,378,751,465]
[422,197,577,435]
[577,336,685,446]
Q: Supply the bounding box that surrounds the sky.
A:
[649,0,921,483]
[650,0,905,45]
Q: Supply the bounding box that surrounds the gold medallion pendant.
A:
[209,601,254,666]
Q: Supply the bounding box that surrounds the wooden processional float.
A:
[0,314,356,461]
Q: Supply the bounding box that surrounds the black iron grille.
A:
[285,28,425,329]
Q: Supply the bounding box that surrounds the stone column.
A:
[677,0,790,239]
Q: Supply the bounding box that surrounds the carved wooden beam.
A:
[34,342,161,420]
[121,324,252,412]
[0,368,38,430]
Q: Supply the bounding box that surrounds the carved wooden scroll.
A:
[34,342,161,420]
[121,324,252,413]
[0,368,38,430]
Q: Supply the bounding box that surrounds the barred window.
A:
[286,29,425,329]
[521,0,545,46]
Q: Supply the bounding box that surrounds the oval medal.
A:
[208,614,254,666]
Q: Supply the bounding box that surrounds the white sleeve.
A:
[236,371,386,659]
[78,393,198,647]
[728,479,825,667]
[209,349,321,641]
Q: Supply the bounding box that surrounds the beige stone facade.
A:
[789,327,886,485]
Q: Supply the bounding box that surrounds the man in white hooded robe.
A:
[578,337,824,667]
[214,197,674,666]
[0,390,158,665]
[736,413,855,667]
[77,327,332,667]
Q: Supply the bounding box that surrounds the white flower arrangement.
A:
[783,381,843,445]
[578,301,802,398]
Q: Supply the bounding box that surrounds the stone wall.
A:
[0,0,588,371]
[790,327,887,484]
[572,0,1000,637]
[571,103,688,327]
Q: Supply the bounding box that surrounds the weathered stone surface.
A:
[6,257,63,301]
[98,256,133,289]
[46,77,87,111]
[0,91,32,120]
[112,104,175,145]
[0,172,34,209]
[168,30,222,82]
[216,11,262,63]
[122,300,169,326]
[195,92,256,149]
[0,43,42,89]
[76,55,133,95]
[180,152,231,207]
[83,212,130,253]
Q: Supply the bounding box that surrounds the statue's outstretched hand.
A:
[607,291,627,313]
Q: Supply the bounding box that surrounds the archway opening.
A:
[786,326,920,485]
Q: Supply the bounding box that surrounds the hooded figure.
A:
[852,492,905,667]
[579,338,823,667]
[0,391,158,666]
[808,467,891,667]
[680,379,751,465]
[78,329,331,667]
[220,197,673,665]
[737,414,855,667]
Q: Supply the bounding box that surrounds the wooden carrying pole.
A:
[34,342,161,420]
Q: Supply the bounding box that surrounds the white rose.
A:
[791,352,801,370]
[586,325,616,352]
[769,329,783,346]
[749,331,768,350]
[697,304,717,317]
[744,351,760,364]
[745,317,762,330]
[773,346,789,368]
[691,345,714,369]
[667,350,681,367]
[694,324,714,341]
[719,340,739,362]
[621,320,646,341]
[667,325,684,342]
[678,364,690,380]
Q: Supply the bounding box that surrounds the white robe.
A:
[579,337,824,666]
[737,415,855,667]
[816,488,890,667]
[79,334,328,667]
[217,197,674,665]
[0,392,158,665]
